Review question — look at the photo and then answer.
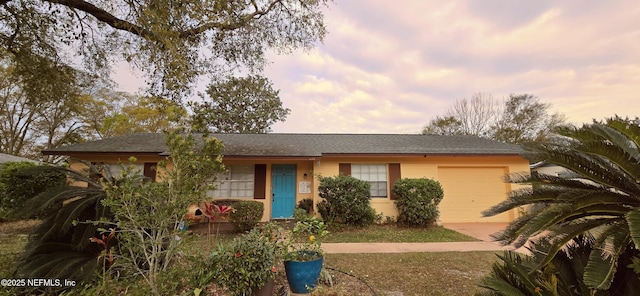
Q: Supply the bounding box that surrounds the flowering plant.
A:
[200,201,234,239]
[89,228,116,268]
[202,201,234,222]
[282,214,329,262]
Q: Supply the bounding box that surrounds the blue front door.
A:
[271,164,296,218]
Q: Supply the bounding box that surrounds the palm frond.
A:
[589,120,640,162]
[533,218,618,270]
[21,250,99,281]
[476,277,529,296]
[605,117,640,153]
[12,162,117,291]
[626,209,640,248]
[490,212,538,246]
[583,246,620,290]
[539,145,640,196]
[476,251,551,295]
[578,140,640,183]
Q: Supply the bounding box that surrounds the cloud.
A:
[111,0,640,133]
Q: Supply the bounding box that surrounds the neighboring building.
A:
[530,161,577,178]
[43,133,531,223]
[0,153,39,168]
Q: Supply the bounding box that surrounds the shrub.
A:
[293,207,309,221]
[0,162,66,221]
[297,198,314,214]
[208,227,279,296]
[316,175,375,226]
[102,134,225,295]
[393,178,444,227]
[229,200,264,232]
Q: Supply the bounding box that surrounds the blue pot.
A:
[284,252,323,293]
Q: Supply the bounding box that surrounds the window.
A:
[209,165,255,198]
[104,163,157,181]
[106,163,143,177]
[352,164,387,198]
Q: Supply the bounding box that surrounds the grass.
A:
[324,252,499,296]
[0,220,38,278]
[323,224,478,243]
[0,220,497,295]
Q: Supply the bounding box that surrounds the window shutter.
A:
[338,163,351,176]
[254,164,267,199]
[144,163,157,182]
[388,163,401,200]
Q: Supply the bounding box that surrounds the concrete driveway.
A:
[443,223,509,242]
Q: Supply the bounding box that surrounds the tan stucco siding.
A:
[315,155,530,223]
[64,153,530,223]
[220,159,314,221]
[312,157,402,218]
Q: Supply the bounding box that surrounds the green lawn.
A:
[323,224,478,243]
[324,252,499,296]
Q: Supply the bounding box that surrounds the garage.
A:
[437,167,513,223]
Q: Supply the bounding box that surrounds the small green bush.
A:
[0,162,66,221]
[296,198,314,214]
[229,200,264,232]
[393,178,444,227]
[316,175,376,226]
[208,227,278,296]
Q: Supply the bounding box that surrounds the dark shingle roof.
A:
[42,133,524,157]
[0,153,39,164]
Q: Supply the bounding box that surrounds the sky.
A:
[114,0,640,134]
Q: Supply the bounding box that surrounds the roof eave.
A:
[321,152,524,157]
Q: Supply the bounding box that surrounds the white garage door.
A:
[437,167,512,223]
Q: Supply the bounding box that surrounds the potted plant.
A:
[282,212,329,293]
[209,227,278,296]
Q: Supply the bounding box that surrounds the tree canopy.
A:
[0,0,330,97]
[422,93,566,144]
[0,0,327,160]
[190,75,290,133]
[422,93,500,137]
[0,50,101,160]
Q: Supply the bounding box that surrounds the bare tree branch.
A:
[45,0,155,39]
[43,0,286,40]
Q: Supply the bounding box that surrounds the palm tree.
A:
[482,116,640,292]
[477,234,640,295]
[11,162,122,294]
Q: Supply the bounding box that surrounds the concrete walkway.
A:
[323,223,520,254]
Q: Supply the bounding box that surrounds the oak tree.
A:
[190,75,290,133]
[492,94,566,144]
[0,51,94,160]
[0,0,331,97]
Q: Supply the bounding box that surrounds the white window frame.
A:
[208,165,255,198]
[352,164,388,198]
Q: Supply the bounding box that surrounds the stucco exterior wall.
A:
[221,158,314,221]
[314,155,531,223]
[63,152,530,223]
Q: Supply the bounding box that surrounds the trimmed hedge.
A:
[316,175,376,226]
[229,200,264,232]
[393,178,444,227]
